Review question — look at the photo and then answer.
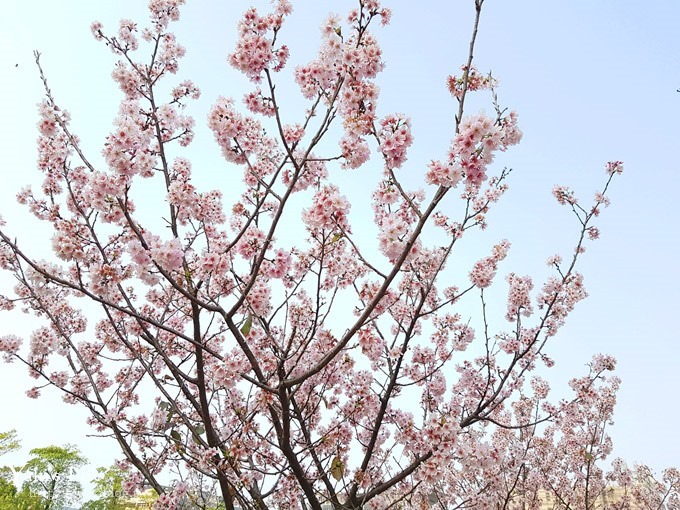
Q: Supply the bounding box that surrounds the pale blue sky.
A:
[1,0,679,499]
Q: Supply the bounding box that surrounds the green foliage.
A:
[21,444,87,510]
[0,430,20,457]
[0,477,17,508]
[0,467,12,483]
[0,477,44,510]
[82,465,130,510]
[0,430,42,509]
[92,465,125,501]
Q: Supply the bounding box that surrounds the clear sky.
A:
[1,0,679,501]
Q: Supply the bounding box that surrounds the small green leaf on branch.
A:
[240,315,253,335]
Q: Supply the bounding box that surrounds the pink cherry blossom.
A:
[378,114,413,169]
[469,240,510,288]
[447,65,498,99]
[302,184,351,232]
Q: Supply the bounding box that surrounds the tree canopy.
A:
[21,445,87,510]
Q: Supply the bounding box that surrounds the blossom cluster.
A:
[302,185,351,233]
[294,5,388,171]
[469,240,510,288]
[167,158,226,225]
[102,101,156,177]
[378,114,413,169]
[537,272,588,336]
[446,65,498,99]
[0,334,21,362]
[208,96,280,168]
[373,185,424,261]
[229,2,292,82]
[505,272,534,321]
[428,112,521,189]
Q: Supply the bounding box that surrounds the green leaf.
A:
[240,315,253,336]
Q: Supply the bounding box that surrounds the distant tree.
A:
[607,462,680,509]
[20,445,86,510]
[82,465,132,510]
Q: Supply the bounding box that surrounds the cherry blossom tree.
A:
[607,462,680,510]
[0,0,667,509]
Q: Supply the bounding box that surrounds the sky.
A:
[1,0,679,502]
